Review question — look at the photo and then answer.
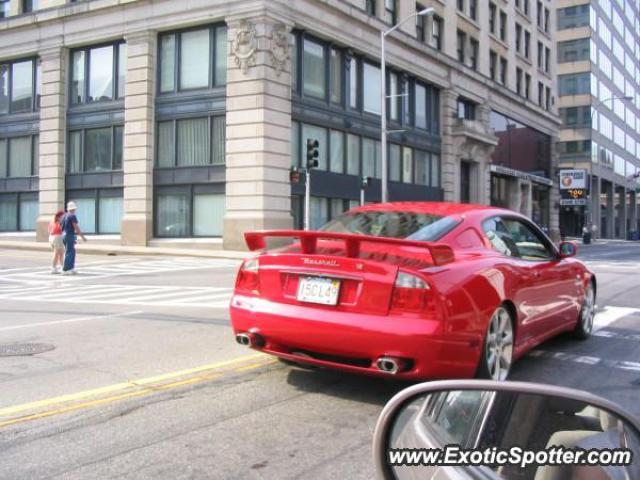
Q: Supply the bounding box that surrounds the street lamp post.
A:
[380,7,435,203]
[590,96,633,123]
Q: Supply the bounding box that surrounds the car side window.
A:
[482,217,520,258]
[501,218,554,261]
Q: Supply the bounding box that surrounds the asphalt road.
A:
[0,241,638,479]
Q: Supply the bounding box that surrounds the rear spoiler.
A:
[244,230,455,267]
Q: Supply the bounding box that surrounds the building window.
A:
[349,57,358,109]
[0,0,10,18]
[523,0,529,16]
[330,48,342,104]
[457,98,476,120]
[544,8,549,32]
[489,3,497,34]
[544,47,551,73]
[524,74,530,100]
[456,30,466,63]
[22,0,38,13]
[389,144,401,182]
[155,186,225,238]
[558,73,590,95]
[0,58,38,115]
[457,0,464,13]
[66,189,123,235]
[365,0,376,16]
[469,0,477,20]
[516,67,523,96]
[0,135,39,178]
[155,116,225,168]
[388,71,399,121]
[538,82,544,106]
[499,57,507,84]
[560,106,592,126]
[431,16,443,50]
[70,42,126,104]
[469,39,478,70]
[499,11,507,41]
[489,51,497,80]
[384,0,397,25]
[416,4,426,41]
[330,130,345,173]
[67,126,123,173]
[558,39,590,63]
[363,62,381,115]
[0,192,38,232]
[537,1,543,27]
[303,38,326,99]
[347,133,360,175]
[515,24,522,54]
[402,146,413,183]
[537,42,543,68]
[545,87,551,110]
[158,25,227,94]
[557,4,590,30]
[524,31,530,59]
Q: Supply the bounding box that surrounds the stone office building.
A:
[0,0,561,250]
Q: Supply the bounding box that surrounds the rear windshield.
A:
[319,211,460,242]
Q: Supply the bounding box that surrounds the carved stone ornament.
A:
[269,23,290,77]
[232,20,257,75]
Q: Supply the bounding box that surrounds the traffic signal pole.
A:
[304,168,311,231]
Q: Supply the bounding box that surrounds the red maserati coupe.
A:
[229,202,596,381]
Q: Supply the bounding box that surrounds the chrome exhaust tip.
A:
[376,356,406,375]
[236,333,252,347]
[235,332,265,348]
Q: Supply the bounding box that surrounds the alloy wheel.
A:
[581,283,595,334]
[486,307,514,381]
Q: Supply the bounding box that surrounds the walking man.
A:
[61,201,87,275]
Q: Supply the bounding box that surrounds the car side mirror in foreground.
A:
[373,380,640,480]
[559,241,578,258]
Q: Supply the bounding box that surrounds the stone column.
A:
[35,45,67,242]
[121,31,156,246]
[590,175,600,237]
[223,16,294,251]
[605,182,614,238]
[440,89,458,202]
[619,187,627,239]
[629,190,638,233]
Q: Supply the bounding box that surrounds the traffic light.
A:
[306,139,319,169]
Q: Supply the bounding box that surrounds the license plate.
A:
[296,276,341,306]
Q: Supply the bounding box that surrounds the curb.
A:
[0,241,249,260]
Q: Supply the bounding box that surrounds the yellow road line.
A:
[0,352,267,418]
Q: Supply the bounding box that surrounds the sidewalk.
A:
[564,236,640,246]
[0,238,249,260]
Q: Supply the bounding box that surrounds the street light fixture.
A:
[590,95,634,123]
[380,7,436,203]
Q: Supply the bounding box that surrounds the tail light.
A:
[236,258,260,293]
[390,271,429,313]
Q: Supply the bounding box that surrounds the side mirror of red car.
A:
[559,241,577,258]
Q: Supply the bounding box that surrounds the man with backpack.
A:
[60,201,87,275]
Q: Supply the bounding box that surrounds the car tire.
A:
[476,305,514,381]
[573,281,595,340]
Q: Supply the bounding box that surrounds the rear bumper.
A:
[229,295,481,380]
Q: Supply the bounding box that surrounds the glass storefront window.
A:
[330,48,342,104]
[303,38,325,98]
[193,193,225,236]
[0,139,6,177]
[389,144,401,182]
[402,146,413,183]
[0,195,17,231]
[180,29,210,90]
[0,64,8,114]
[157,121,175,168]
[214,27,227,86]
[18,196,37,231]
[349,58,358,109]
[68,131,82,173]
[156,116,225,167]
[310,196,328,230]
[72,197,97,234]
[212,116,225,164]
[98,196,123,234]
[415,150,429,186]
[431,154,440,187]
[117,43,127,99]
[156,192,189,237]
[113,126,123,170]
[415,83,426,129]
[362,137,375,178]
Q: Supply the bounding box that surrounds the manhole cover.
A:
[0,343,56,357]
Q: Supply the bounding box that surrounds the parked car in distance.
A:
[230,202,596,381]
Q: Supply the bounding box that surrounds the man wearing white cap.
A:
[60,201,87,274]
